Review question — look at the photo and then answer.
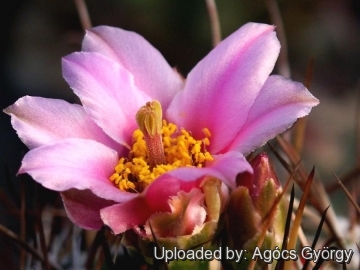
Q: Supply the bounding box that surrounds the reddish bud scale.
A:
[236,153,280,197]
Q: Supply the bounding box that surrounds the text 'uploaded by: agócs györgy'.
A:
[154,246,355,264]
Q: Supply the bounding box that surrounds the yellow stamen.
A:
[202,128,211,138]
[109,120,214,192]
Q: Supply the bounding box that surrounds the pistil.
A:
[136,100,166,168]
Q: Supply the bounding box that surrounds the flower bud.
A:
[132,177,227,268]
[142,177,225,246]
[226,153,286,267]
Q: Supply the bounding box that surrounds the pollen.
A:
[109,120,213,192]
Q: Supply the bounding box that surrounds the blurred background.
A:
[1,0,360,268]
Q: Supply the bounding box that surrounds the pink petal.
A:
[3,96,120,151]
[225,75,319,154]
[82,26,184,109]
[61,189,116,230]
[19,138,137,202]
[167,23,280,154]
[165,151,253,189]
[101,175,203,234]
[100,197,151,234]
[62,52,150,148]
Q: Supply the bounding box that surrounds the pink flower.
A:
[4,23,318,234]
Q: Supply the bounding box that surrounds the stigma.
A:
[136,100,165,168]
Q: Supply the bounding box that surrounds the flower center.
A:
[109,101,213,192]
